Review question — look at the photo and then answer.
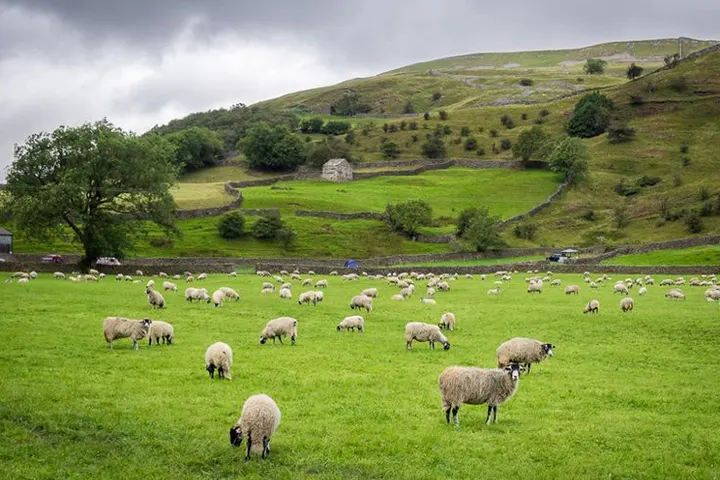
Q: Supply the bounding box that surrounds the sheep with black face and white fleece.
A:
[665,289,685,300]
[350,295,373,312]
[103,317,152,350]
[496,337,554,374]
[361,288,378,298]
[337,315,364,332]
[212,289,226,307]
[262,282,276,292]
[438,312,455,330]
[404,322,450,350]
[298,291,317,306]
[279,288,292,300]
[260,317,298,345]
[148,320,174,345]
[439,363,522,426]
[229,394,281,460]
[205,342,233,379]
[145,287,165,309]
[620,297,634,312]
[583,300,600,314]
[315,279,328,288]
[163,281,178,292]
[219,287,240,301]
[185,287,210,303]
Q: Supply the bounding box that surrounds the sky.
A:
[1,0,718,180]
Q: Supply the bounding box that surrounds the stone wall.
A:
[175,182,243,220]
[295,210,386,221]
[498,179,571,227]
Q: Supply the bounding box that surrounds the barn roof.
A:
[323,158,350,168]
[0,227,12,236]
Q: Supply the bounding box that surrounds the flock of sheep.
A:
[8,266,720,460]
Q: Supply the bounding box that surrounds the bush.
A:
[669,77,687,92]
[242,122,306,171]
[581,210,596,221]
[673,174,683,187]
[149,237,174,248]
[380,141,400,159]
[700,201,714,217]
[432,92,442,101]
[567,92,613,138]
[439,110,449,121]
[628,95,645,106]
[251,215,284,240]
[584,58,607,74]
[442,125,452,135]
[400,121,407,131]
[500,139,512,151]
[513,126,548,162]
[519,79,534,86]
[613,202,631,229]
[384,200,433,237]
[680,143,689,154]
[464,137,478,151]
[421,136,447,159]
[685,211,703,233]
[305,136,352,168]
[548,136,589,182]
[636,175,661,187]
[607,122,636,143]
[539,109,550,117]
[423,112,431,121]
[521,112,528,120]
[615,180,640,197]
[323,121,351,135]
[382,123,389,133]
[476,147,486,156]
[330,93,371,116]
[699,186,711,201]
[299,118,325,134]
[403,102,415,114]
[218,212,246,239]
[489,129,498,138]
[626,63,644,80]
[388,124,398,133]
[277,227,297,249]
[409,121,418,130]
[411,134,419,143]
[500,114,515,129]
[460,126,471,137]
[456,207,503,252]
[345,130,356,145]
[681,157,691,167]
[513,223,538,240]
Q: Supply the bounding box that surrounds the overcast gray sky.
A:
[1,0,718,180]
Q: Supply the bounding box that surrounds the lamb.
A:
[148,320,174,345]
[260,317,298,345]
[438,312,455,330]
[298,291,317,306]
[487,287,500,295]
[583,300,600,314]
[220,287,240,301]
[439,363,522,425]
[337,315,364,332]
[638,286,648,296]
[350,295,373,312]
[212,289,225,307]
[405,322,450,350]
[229,394,281,460]
[420,297,437,305]
[391,294,405,301]
[565,285,580,295]
[665,289,685,300]
[103,317,152,350]
[497,337,554,374]
[145,287,165,309]
[279,288,292,300]
[205,342,233,379]
[620,297,634,312]
[163,281,178,292]
[361,288,378,298]
[315,279,328,288]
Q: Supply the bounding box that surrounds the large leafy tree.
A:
[548,136,589,182]
[384,200,433,237]
[165,127,225,171]
[6,120,178,269]
[456,206,503,252]
[512,126,549,162]
[240,122,306,171]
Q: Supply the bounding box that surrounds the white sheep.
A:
[260,317,298,345]
[497,337,554,374]
[159,272,168,278]
[54,272,66,279]
[337,315,364,332]
[405,322,449,350]
[262,282,276,292]
[88,268,99,276]
[527,282,542,294]
[614,283,629,295]
[487,287,500,295]
[211,289,225,307]
[103,317,152,350]
[185,287,210,303]
[229,394,281,460]
[391,294,405,301]
[439,312,455,330]
[298,291,317,306]
[163,281,178,292]
[302,279,312,287]
[279,288,292,300]
[205,342,232,379]
[135,270,144,277]
[437,282,450,292]
[665,289,685,300]
[197,273,208,281]
[220,287,240,301]
[115,273,123,281]
[314,291,324,303]
[638,286,648,296]
[620,297,634,312]
[146,279,155,288]
[565,285,580,295]
[420,297,437,305]
[426,287,436,297]
[350,295,373,312]
[361,288,378,298]
[229,271,237,277]
[315,279,328,288]
[583,300,600,314]
[148,320,174,345]
[145,287,165,309]
[439,363,522,425]
[261,287,274,295]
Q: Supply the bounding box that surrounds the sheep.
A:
[583,300,600,314]
[329,271,338,276]
[620,297,634,312]
[89,268,99,276]
[146,280,155,288]
[439,363,522,426]
[216,287,239,302]
[420,297,436,305]
[614,283,629,295]
[196,273,208,281]
[527,282,542,294]
[212,289,225,307]
[145,287,165,309]
[660,279,674,286]
[391,294,405,301]
[163,281,178,292]
[361,288,378,298]
[337,315,364,332]
[148,320,174,345]
[638,286,648,296]
[260,317,298,345]
[82,274,98,282]
[298,291,317,306]
[399,287,413,298]
[205,342,232,379]
[135,270,144,277]
[229,394,281,460]
[54,272,65,279]
[99,273,106,279]
[565,285,580,295]
[185,276,195,283]
[279,288,292,300]
[229,271,237,277]
[302,279,312,287]
[350,295,373,312]
[12,271,28,278]
[487,287,500,295]
[437,281,450,292]
[185,287,210,303]
[307,270,316,275]
[281,283,292,291]
[159,272,168,278]
[103,317,152,350]
[261,282,276,292]
[291,274,302,281]
[425,287,436,297]
[314,291,324,303]
[115,273,123,281]
[665,289,685,300]
[173,274,181,280]
[405,322,450,350]
[497,337,554,375]
[17,278,29,284]
[261,287,274,295]
[551,279,561,287]
[645,277,655,285]
[439,312,455,330]
[315,279,328,288]
[705,289,720,301]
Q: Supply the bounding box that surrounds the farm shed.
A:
[322,158,353,183]
[0,227,12,254]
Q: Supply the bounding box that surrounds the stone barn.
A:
[322,158,353,182]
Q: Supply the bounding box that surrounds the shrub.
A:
[218,212,246,239]
[442,125,452,135]
[305,136,352,168]
[360,122,376,136]
[323,120,351,135]
[699,186,711,201]
[567,92,613,138]
[519,79,534,86]
[299,118,325,134]
[584,58,607,74]
[330,93,371,116]
[513,126,549,162]
[669,77,687,92]
[673,174,683,187]
[241,122,306,171]
[149,237,174,248]
[251,215,284,240]
[636,175,661,187]
[680,143,689,154]
[409,121,418,130]
[664,53,680,68]
[629,95,645,106]
[577,77,584,82]
[305,136,312,143]
[500,114,515,129]
[382,123,389,133]
[581,210,596,221]
[439,110,449,121]
[380,141,400,159]
[476,147,486,156]
[681,157,691,167]
[607,122,636,143]
[384,200,433,237]
[432,92,442,101]
[423,112,431,121]
[548,136,589,182]
[521,112,528,120]
[400,121,407,131]
[534,118,546,125]
[539,109,550,117]
[277,226,297,249]
[477,126,485,133]
[460,126,471,137]
[613,202,631,229]
[453,137,462,145]
[456,207,503,252]
[403,102,415,114]
[513,223,538,240]
[464,137,478,151]
[700,200,714,217]
[421,136,447,158]
[489,129,499,138]
[388,124,399,133]
[500,139,512,151]
[411,134,419,143]
[345,130,356,145]
[615,180,640,197]
[685,211,703,233]
[626,63,643,80]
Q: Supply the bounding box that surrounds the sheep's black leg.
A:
[291,335,296,346]
[262,436,270,458]
[493,406,498,424]
[148,339,152,346]
[218,366,224,379]
[406,341,412,350]
[278,336,283,345]
[430,341,435,350]
[245,435,252,461]
[526,363,532,374]
[452,406,459,426]
[485,406,492,425]
[444,407,451,424]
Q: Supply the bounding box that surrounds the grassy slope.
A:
[602,245,720,266]
[2,274,719,479]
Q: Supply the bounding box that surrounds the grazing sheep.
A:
[205,342,232,379]
[279,288,292,300]
[260,317,298,345]
[590,282,598,289]
[329,271,338,276]
[665,289,685,300]
[159,272,168,278]
[426,287,436,297]
[307,270,316,275]
[103,317,152,350]
[391,294,405,301]
[54,272,66,279]
[212,289,225,307]
[298,291,317,306]
[89,268,99,276]
[146,287,165,309]
[437,282,450,292]
[229,394,281,460]
[527,282,542,294]
[83,275,98,282]
[163,281,178,292]
[438,312,455,330]
[638,286,648,296]
[487,287,500,295]
[660,279,674,286]
[583,300,600,314]
[705,289,720,301]
[565,285,580,295]
[135,270,144,277]
[186,276,195,283]
[315,279,328,288]
[280,283,292,291]
[185,287,210,303]
[439,363,522,426]
[125,275,134,282]
[229,271,237,277]
[337,315,364,332]
[405,322,450,350]
[261,287,274,295]
[302,279,312,287]
[614,283,629,295]
[399,287,413,298]
[146,280,155,288]
[620,297,634,312]
[291,274,302,281]
[17,278,29,284]
[173,274,181,280]
[148,320,174,345]
[551,279,561,286]
[116,273,124,281]
[262,282,276,292]
[350,295,373,312]
[197,273,208,281]
[218,287,240,301]
[420,297,437,305]
[497,337,554,374]
[361,288,378,298]
[314,291,324,303]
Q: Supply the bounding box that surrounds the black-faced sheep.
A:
[205,342,232,379]
[496,337,554,374]
[405,322,450,351]
[103,317,152,350]
[260,317,298,345]
[337,315,364,332]
[230,394,281,460]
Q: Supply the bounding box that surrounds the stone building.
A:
[322,158,353,182]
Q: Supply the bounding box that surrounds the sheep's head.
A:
[145,287,153,294]
[543,343,554,356]
[259,335,267,345]
[229,426,243,446]
[442,342,450,351]
[141,319,152,328]
[504,363,521,380]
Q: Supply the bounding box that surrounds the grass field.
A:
[603,245,720,266]
[2,272,719,479]
[393,255,546,268]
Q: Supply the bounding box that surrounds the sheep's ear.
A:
[503,365,513,372]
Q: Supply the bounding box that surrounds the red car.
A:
[41,254,64,264]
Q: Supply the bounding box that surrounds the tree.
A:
[165,127,225,171]
[241,122,306,171]
[566,92,614,138]
[330,93,371,116]
[626,63,644,80]
[251,215,284,239]
[513,126,549,162]
[438,110,449,120]
[380,141,400,159]
[305,137,351,168]
[584,58,607,74]
[464,137,478,151]
[457,207,503,252]
[299,118,325,133]
[548,137,589,182]
[421,135,447,159]
[423,112,431,121]
[323,121,351,135]
[456,207,479,236]
[6,120,177,269]
[403,101,416,114]
[218,212,245,239]
[384,200,433,237]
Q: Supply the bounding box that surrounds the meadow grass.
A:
[602,245,720,266]
[2,272,719,479]
[392,255,546,267]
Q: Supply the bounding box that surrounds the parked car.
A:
[41,254,64,264]
[547,253,569,263]
[96,257,121,266]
